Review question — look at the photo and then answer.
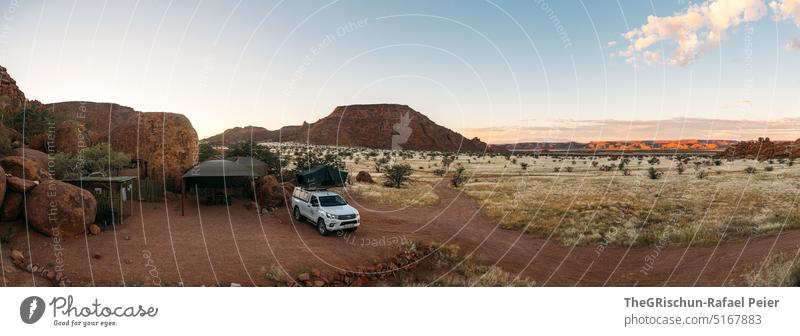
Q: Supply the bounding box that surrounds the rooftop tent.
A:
[295,165,348,189]
[233,156,269,176]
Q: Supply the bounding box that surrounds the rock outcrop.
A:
[45,102,199,188]
[0,66,27,112]
[719,137,800,160]
[109,112,199,188]
[24,180,97,237]
[204,104,488,152]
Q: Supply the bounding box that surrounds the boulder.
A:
[89,224,102,235]
[0,191,23,221]
[12,148,51,170]
[355,171,374,183]
[24,180,97,237]
[257,175,291,208]
[6,176,36,192]
[109,112,198,190]
[0,156,50,180]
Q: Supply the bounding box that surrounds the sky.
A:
[0,0,798,143]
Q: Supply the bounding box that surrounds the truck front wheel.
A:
[317,218,329,236]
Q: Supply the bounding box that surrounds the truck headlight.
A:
[325,212,336,219]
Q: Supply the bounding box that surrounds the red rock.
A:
[0,191,23,221]
[313,280,325,287]
[6,176,36,192]
[10,250,24,264]
[297,273,310,282]
[89,224,102,235]
[204,104,488,152]
[355,171,374,183]
[24,180,97,236]
[0,156,49,180]
[311,268,321,277]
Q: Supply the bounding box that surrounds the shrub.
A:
[647,157,660,165]
[676,163,685,175]
[10,106,53,139]
[520,162,528,170]
[744,166,757,174]
[451,166,469,187]
[647,167,662,180]
[764,165,774,172]
[198,142,216,161]
[227,140,282,173]
[565,166,573,173]
[696,170,708,179]
[383,163,413,188]
[432,168,446,176]
[53,143,131,179]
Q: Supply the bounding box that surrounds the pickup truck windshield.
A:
[318,195,347,207]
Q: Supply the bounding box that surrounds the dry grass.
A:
[339,150,800,247]
[343,180,439,207]
[460,158,800,246]
[743,253,800,287]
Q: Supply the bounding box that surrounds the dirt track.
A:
[2,181,799,286]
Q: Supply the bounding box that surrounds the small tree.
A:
[450,166,469,187]
[383,163,413,188]
[227,140,281,173]
[647,167,663,180]
[53,143,131,179]
[198,142,216,161]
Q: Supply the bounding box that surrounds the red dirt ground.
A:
[2,181,799,286]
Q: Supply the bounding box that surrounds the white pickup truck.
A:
[291,187,360,236]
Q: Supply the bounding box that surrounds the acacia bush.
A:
[53,143,131,179]
[383,163,413,188]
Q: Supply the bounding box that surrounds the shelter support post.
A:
[181,179,186,216]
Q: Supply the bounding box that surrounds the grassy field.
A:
[278,144,799,247]
[456,156,800,246]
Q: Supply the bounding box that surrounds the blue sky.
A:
[0,0,798,142]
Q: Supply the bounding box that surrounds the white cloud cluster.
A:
[618,0,800,66]
[770,0,800,25]
[619,0,768,66]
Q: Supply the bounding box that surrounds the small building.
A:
[63,176,137,227]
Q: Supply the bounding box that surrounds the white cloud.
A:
[621,0,767,66]
[607,40,617,47]
[786,37,800,50]
[770,0,800,25]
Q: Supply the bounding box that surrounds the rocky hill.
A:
[719,137,800,160]
[0,66,199,188]
[205,104,488,152]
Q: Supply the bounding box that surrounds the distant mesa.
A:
[204,104,488,152]
[491,139,738,153]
